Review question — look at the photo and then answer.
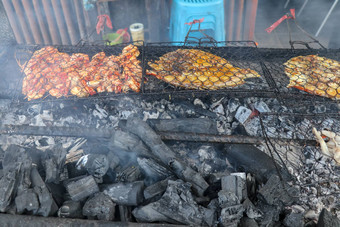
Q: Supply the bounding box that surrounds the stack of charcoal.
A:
[0,96,339,226]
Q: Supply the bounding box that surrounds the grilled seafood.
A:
[22,44,142,100]
[147,49,261,89]
[284,55,340,99]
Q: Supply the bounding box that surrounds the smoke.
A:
[256,0,340,48]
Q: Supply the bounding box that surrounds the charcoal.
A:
[58,200,83,219]
[115,165,142,182]
[147,118,218,134]
[103,181,144,206]
[242,198,263,219]
[218,190,239,208]
[133,179,215,226]
[109,129,150,157]
[0,164,21,211]
[45,183,66,207]
[83,192,116,221]
[30,166,58,217]
[137,157,173,185]
[221,175,247,202]
[219,204,245,227]
[14,189,39,214]
[119,205,133,222]
[126,117,209,196]
[317,208,340,227]
[283,212,304,227]
[239,217,259,227]
[65,175,99,201]
[256,202,281,226]
[254,101,270,113]
[258,174,299,207]
[143,176,176,201]
[42,145,67,184]
[235,106,252,124]
[76,154,109,178]
[224,144,290,183]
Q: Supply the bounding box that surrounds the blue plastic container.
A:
[169,0,225,44]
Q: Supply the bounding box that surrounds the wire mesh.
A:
[143,42,272,94]
[260,48,340,100]
[15,43,143,103]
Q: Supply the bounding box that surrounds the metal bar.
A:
[42,0,62,44]
[315,0,339,37]
[284,0,290,9]
[12,0,34,44]
[73,0,87,40]
[21,0,44,44]
[228,0,235,41]
[0,125,318,147]
[60,0,80,45]
[236,0,244,40]
[2,0,25,44]
[244,0,258,40]
[51,0,71,44]
[32,0,52,44]
[297,0,309,17]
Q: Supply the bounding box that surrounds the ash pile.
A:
[0,95,339,226]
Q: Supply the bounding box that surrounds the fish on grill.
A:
[147,49,261,90]
[284,55,340,100]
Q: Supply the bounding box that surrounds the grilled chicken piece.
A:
[147,49,261,90]
[284,55,340,100]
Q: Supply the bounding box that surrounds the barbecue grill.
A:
[1,40,340,225]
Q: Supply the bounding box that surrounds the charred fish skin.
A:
[147,49,261,90]
[284,55,340,100]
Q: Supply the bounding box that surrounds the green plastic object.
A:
[102,33,123,46]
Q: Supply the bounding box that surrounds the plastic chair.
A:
[169,0,225,43]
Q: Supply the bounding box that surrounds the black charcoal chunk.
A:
[143,176,176,201]
[115,165,142,183]
[58,200,83,219]
[119,205,133,222]
[284,212,304,227]
[218,190,239,208]
[0,169,18,212]
[30,166,58,217]
[242,198,263,219]
[103,181,144,206]
[65,175,99,201]
[219,204,245,227]
[258,174,299,207]
[137,157,173,185]
[14,189,39,214]
[317,208,340,227]
[76,154,109,178]
[133,180,215,226]
[239,217,259,227]
[83,192,116,221]
[221,174,247,202]
[42,145,67,184]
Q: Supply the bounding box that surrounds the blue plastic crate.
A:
[169,0,225,44]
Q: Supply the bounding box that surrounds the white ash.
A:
[193,98,207,109]
[93,104,108,120]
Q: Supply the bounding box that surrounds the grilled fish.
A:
[147,49,261,90]
[284,55,340,99]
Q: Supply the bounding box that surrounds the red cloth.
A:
[96,14,113,34]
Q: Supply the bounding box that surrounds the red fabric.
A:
[96,15,113,34]
[265,9,296,33]
[185,18,204,25]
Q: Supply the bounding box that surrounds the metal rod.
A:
[2,0,25,44]
[228,0,235,41]
[51,0,71,44]
[73,0,87,40]
[297,0,309,17]
[315,0,339,37]
[0,125,318,147]
[22,0,44,44]
[60,0,80,45]
[12,0,34,44]
[32,0,52,44]
[244,0,258,40]
[42,0,62,45]
[236,0,244,40]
